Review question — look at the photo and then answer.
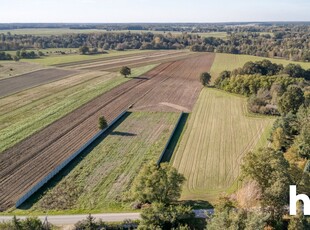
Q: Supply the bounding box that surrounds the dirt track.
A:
[0,53,214,211]
[0,69,77,97]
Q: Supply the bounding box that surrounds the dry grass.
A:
[28,111,180,213]
[0,61,47,80]
[172,88,275,203]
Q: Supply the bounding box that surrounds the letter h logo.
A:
[290,185,310,215]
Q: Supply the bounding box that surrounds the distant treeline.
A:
[1,24,310,61]
[2,22,310,32]
[191,31,310,62]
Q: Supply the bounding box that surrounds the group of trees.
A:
[214,60,310,115]
[0,216,53,230]
[209,58,310,229]
[209,146,310,229]
[0,51,13,60]
[0,32,192,51]
[210,104,310,228]
[271,106,310,159]
[0,49,40,61]
[191,31,310,62]
[128,162,205,229]
[2,23,310,62]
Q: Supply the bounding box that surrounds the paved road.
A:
[0,209,214,225]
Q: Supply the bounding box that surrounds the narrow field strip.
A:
[72,51,194,72]
[172,88,275,202]
[0,71,112,115]
[0,65,158,153]
[27,111,180,213]
[23,50,151,66]
[0,61,48,80]
[0,68,77,97]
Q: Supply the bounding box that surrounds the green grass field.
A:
[20,49,150,66]
[172,88,275,203]
[210,53,310,80]
[17,111,180,214]
[0,64,158,153]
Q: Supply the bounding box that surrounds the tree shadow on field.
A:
[17,112,132,211]
[159,113,189,163]
[180,200,214,209]
[131,76,149,80]
[110,131,136,137]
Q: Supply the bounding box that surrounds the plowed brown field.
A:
[0,53,214,211]
[0,69,77,97]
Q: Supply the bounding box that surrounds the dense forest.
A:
[1,23,310,61]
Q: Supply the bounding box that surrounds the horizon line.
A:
[1,21,310,24]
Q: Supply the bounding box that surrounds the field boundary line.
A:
[157,112,184,165]
[15,110,129,208]
[0,72,112,116]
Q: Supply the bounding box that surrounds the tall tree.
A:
[278,86,305,114]
[200,72,212,86]
[120,66,131,78]
[241,148,291,220]
[98,116,108,130]
[138,202,201,230]
[130,162,185,204]
[79,46,89,55]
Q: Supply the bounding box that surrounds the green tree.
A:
[241,148,291,220]
[282,64,306,78]
[12,216,23,230]
[295,123,310,159]
[288,202,310,230]
[22,217,44,230]
[98,116,108,130]
[278,86,305,114]
[271,127,286,151]
[207,198,268,230]
[271,112,299,150]
[13,55,20,62]
[120,66,131,78]
[200,72,211,86]
[130,162,185,204]
[138,203,202,230]
[79,46,89,55]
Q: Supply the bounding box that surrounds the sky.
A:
[0,0,309,23]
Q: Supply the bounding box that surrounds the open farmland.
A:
[0,61,48,80]
[132,54,215,112]
[53,50,163,68]
[0,68,77,97]
[28,111,180,212]
[210,53,310,80]
[172,88,275,203]
[0,53,214,211]
[60,50,196,72]
[20,49,152,66]
[0,65,157,153]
